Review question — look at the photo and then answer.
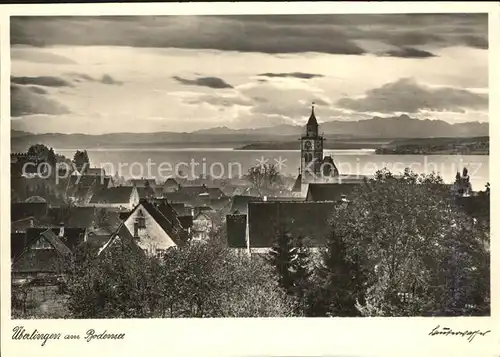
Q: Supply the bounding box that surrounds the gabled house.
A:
[110,199,189,257]
[162,178,180,194]
[11,226,87,280]
[89,186,140,210]
[192,209,215,241]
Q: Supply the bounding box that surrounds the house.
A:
[246,201,338,254]
[111,199,189,257]
[66,174,112,205]
[47,206,122,231]
[162,178,180,193]
[11,226,87,280]
[88,186,140,210]
[192,209,215,241]
[11,202,49,223]
[137,186,157,199]
[97,223,144,257]
[305,183,360,202]
[127,178,157,188]
[84,167,107,177]
[11,217,40,233]
[163,185,228,208]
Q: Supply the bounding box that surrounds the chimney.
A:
[133,222,139,239]
[59,222,65,238]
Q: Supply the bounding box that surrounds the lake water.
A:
[56,148,490,191]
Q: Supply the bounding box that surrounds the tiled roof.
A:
[305,183,360,202]
[98,221,146,257]
[226,214,247,248]
[137,187,156,199]
[178,185,226,199]
[121,200,189,246]
[162,178,179,187]
[11,202,48,222]
[169,203,190,216]
[129,178,156,187]
[86,232,112,249]
[178,215,194,229]
[85,167,107,176]
[12,229,73,273]
[47,206,96,228]
[90,186,135,204]
[248,201,337,248]
[11,217,40,233]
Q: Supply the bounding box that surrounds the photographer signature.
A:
[429,325,491,342]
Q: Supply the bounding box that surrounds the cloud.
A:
[258,72,324,79]
[100,74,123,85]
[337,78,488,114]
[172,76,233,89]
[11,84,70,117]
[381,47,437,58]
[185,94,253,107]
[66,72,123,85]
[11,14,486,56]
[461,35,488,49]
[28,86,48,95]
[11,75,72,87]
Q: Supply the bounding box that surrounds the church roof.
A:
[305,183,360,202]
[247,201,337,248]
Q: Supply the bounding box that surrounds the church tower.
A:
[301,103,324,183]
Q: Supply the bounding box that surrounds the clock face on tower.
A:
[304,140,312,150]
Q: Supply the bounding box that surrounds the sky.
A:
[10,14,489,134]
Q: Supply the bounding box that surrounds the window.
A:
[155,249,165,259]
[136,210,146,229]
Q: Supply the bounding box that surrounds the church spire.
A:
[307,102,318,127]
[306,101,318,137]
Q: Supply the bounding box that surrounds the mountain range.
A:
[11,115,488,151]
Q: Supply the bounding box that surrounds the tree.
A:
[246,163,283,196]
[73,150,90,174]
[322,168,489,317]
[27,144,50,159]
[266,230,314,315]
[66,238,295,318]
